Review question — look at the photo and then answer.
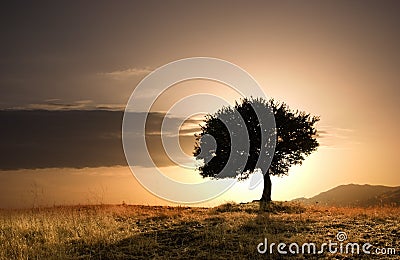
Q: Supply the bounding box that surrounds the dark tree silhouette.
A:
[193,98,319,203]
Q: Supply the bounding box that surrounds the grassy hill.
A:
[364,187,400,207]
[294,184,400,207]
[0,202,399,259]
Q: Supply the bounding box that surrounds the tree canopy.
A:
[194,98,319,180]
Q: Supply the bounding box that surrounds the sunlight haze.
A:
[0,1,399,208]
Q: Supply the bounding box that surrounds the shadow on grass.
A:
[68,202,316,259]
[67,202,393,259]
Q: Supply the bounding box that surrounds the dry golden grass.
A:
[0,202,399,259]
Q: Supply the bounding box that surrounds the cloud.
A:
[179,119,203,136]
[0,110,125,170]
[95,104,126,111]
[3,110,356,170]
[27,100,94,110]
[10,100,126,111]
[316,125,359,149]
[145,114,203,137]
[100,67,153,80]
[0,110,198,170]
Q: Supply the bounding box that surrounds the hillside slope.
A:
[294,184,400,207]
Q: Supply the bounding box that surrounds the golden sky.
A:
[0,1,399,208]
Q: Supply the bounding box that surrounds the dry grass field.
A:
[0,202,399,259]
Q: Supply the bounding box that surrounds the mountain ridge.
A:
[293,184,400,207]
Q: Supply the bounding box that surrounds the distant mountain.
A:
[293,184,400,207]
[363,187,400,207]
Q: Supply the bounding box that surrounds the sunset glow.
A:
[0,1,399,208]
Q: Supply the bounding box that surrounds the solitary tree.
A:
[194,98,319,203]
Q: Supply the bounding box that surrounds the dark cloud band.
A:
[0,110,198,170]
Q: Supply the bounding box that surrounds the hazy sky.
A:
[0,1,399,208]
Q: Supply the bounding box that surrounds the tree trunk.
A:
[260,170,272,202]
